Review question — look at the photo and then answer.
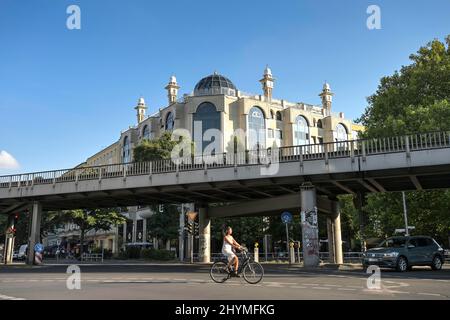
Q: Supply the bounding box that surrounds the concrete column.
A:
[113,225,119,254]
[326,217,336,263]
[27,202,42,265]
[300,184,320,267]
[166,240,171,251]
[153,237,158,249]
[142,218,147,243]
[122,222,127,246]
[331,201,343,265]
[198,207,211,263]
[132,212,137,243]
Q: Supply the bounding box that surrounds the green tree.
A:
[359,35,450,137]
[146,204,180,244]
[133,132,178,162]
[354,35,450,247]
[62,208,125,256]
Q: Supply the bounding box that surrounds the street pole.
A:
[179,204,185,262]
[285,223,290,262]
[190,233,194,264]
[402,191,409,236]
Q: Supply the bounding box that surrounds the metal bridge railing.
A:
[1,131,450,189]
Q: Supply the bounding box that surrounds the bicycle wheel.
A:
[210,261,230,283]
[243,262,264,284]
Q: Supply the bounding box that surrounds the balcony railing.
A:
[1,131,449,189]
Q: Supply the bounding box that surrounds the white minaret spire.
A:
[319,81,334,116]
[165,75,180,104]
[259,65,275,101]
[134,96,147,124]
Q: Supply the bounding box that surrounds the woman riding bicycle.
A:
[222,226,242,277]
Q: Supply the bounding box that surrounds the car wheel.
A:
[396,256,408,272]
[431,255,443,271]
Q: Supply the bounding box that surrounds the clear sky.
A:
[1,0,449,175]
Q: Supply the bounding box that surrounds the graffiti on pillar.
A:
[301,207,319,258]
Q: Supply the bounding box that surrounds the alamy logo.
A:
[66,265,81,290]
[66,5,81,30]
[366,5,381,30]
[366,265,381,289]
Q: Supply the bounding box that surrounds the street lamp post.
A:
[402,191,409,236]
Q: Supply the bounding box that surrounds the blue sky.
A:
[1,0,449,174]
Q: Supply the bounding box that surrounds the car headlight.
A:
[383,252,399,258]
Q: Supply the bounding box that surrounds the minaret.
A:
[165,75,180,104]
[319,82,334,116]
[259,65,275,100]
[134,97,147,124]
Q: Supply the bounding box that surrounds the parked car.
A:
[363,236,445,272]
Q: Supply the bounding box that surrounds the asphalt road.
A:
[0,263,449,300]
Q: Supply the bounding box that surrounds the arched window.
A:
[334,123,348,142]
[248,106,266,149]
[294,116,309,146]
[165,112,174,131]
[193,102,221,153]
[334,123,348,151]
[142,125,150,140]
[276,111,282,121]
[317,119,323,128]
[122,136,131,163]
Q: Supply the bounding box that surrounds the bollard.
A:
[289,242,295,264]
[254,242,259,262]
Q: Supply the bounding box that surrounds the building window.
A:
[334,123,348,142]
[334,123,348,151]
[165,112,174,131]
[276,111,282,121]
[193,102,221,153]
[275,129,283,140]
[248,106,266,149]
[293,115,309,145]
[122,136,131,163]
[317,119,323,128]
[142,125,150,140]
[268,128,274,139]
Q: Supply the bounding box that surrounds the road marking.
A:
[289,286,307,289]
[303,283,320,286]
[0,294,25,300]
[312,287,331,290]
[337,288,357,291]
[417,292,442,297]
[323,284,340,287]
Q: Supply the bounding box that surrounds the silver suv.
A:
[363,236,445,272]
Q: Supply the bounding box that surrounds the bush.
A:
[141,249,175,261]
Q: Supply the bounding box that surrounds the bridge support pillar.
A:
[198,207,211,263]
[300,184,320,267]
[328,201,343,265]
[26,202,42,265]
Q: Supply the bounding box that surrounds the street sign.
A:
[34,243,44,253]
[186,211,198,222]
[281,211,293,224]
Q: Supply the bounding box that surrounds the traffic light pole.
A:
[3,214,15,265]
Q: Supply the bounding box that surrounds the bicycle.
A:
[210,247,264,284]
